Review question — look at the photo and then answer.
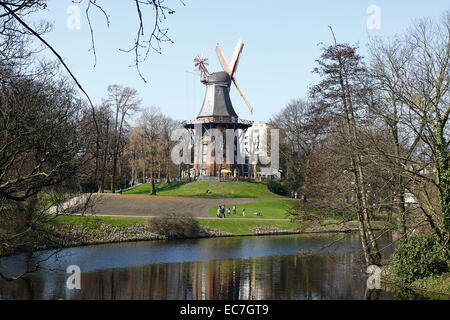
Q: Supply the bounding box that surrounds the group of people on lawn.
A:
[216,204,262,218]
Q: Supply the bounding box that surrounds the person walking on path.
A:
[242,208,246,217]
[232,205,236,215]
[217,207,221,218]
[227,208,231,216]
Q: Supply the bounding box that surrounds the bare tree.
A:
[0,61,94,279]
[1,1,181,192]
[159,115,180,183]
[104,85,140,193]
[367,13,449,253]
[308,28,381,266]
[140,107,164,195]
[270,98,327,193]
[0,0,181,82]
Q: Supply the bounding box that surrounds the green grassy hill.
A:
[124,180,277,199]
[115,180,297,234]
[125,180,292,220]
[55,181,391,237]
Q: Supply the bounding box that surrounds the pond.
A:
[0,232,435,300]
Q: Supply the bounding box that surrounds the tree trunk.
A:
[149,162,156,195]
[111,156,117,193]
[334,47,381,266]
[150,177,156,195]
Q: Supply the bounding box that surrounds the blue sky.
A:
[35,0,449,123]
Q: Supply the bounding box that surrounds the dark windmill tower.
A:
[184,40,253,179]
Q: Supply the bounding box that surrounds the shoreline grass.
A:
[51,214,390,237]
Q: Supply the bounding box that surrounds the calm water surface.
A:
[0,232,429,300]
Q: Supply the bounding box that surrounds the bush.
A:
[267,180,287,196]
[147,214,201,239]
[391,234,449,283]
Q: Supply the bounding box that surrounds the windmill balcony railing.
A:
[182,118,253,127]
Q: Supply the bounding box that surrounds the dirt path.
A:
[91,194,256,218]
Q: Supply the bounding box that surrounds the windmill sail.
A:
[215,44,231,75]
[232,78,253,115]
[229,39,244,78]
[215,40,253,115]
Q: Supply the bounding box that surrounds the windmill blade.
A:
[232,78,253,115]
[229,40,244,78]
[216,43,231,75]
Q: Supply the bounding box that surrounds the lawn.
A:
[197,218,299,235]
[123,181,185,195]
[125,180,293,219]
[123,180,295,227]
[124,180,277,198]
[51,214,299,236]
[208,199,293,219]
[65,181,390,236]
[50,215,148,228]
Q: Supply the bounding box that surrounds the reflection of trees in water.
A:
[0,249,74,299]
[0,232,400,300]
[0,252,395,300]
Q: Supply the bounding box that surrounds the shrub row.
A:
[147,214,201,239]
[391,234,449,283]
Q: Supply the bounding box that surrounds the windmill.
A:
[184,39,254,179]
[193,39,253,115]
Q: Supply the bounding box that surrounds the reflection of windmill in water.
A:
[183,40,254,179]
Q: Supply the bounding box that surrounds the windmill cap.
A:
[207,71,231,84]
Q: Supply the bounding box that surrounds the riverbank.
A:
[1,214,392,257]
[8,215,448,300]
[381,266,450,298]
[27,214,390,252]
[2,180,393,257]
